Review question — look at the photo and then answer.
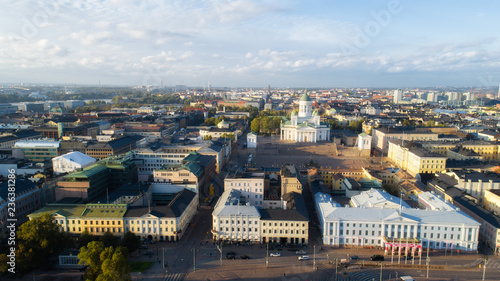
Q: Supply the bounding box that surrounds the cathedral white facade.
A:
[280,93,330,142]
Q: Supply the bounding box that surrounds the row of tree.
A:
[250,116,282,135]
[0,214,141,281]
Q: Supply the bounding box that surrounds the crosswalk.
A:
[336,270,380,281]
[163,272,187,281]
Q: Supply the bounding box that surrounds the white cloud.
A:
[70,30,112,45]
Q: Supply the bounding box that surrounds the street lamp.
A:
[482,257,487,281]
[266,243,269,268]
[216,242,222,266]
[162,248,165,269]
[313,245,316,270]
[379,262,383,281]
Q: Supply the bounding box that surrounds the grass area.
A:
[128,261,153,272]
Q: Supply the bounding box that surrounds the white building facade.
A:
[280,93,330,143]
[224,171,265,207]
[315,192,480,254]
[212,189,261,242]
[247,132,257,148]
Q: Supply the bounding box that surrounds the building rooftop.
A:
[15,140,60,148]
[125,189,197,218]
[62,164,108,179]
[28,204,87,219]
[81,204,128,218]
[213,188,261,217]
[454,196,500,228]
[350,188,410,209]
[325,205,479,226]
[418,192,457,211]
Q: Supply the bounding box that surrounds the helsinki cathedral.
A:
[280,92,330,142]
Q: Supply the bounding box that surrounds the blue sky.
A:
[1,0,499,88]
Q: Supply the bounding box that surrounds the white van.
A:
[400,277,415,281]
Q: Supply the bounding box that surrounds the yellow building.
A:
[420,141,499,161]
[484,189,500,215]
[28,189,198,241]
[281,164,303,195]
[260,193,309,245]
[309,167,363,190]
[80,204,127,235]
[388,140,446,176]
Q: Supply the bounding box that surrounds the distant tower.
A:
[393,89,402,104]
[57,122,64,138]
[268,85,271,94]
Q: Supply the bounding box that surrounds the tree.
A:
[15,214,72,271]
[0,254,8,273]
[79,230,96,249]
[98,247,130,281]
[79,241,106,281]
[204,135,212,140]
[220,133,235,142]
[250,117,261,133]
[120,231,141,254]
[101,231,119,248]
[78,242,131,281]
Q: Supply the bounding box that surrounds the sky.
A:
[1,0,500,88]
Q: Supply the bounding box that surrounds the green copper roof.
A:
[63,164,108,179]
[300,93,312,102]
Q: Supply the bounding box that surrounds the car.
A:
[298,255,309,261]
[144,251,154,256]
[240,255,250,259]
[225,255,235,260]
[270,252,281,257]
[350,255,359,260]
[296,250,306,255]
[371,255,384,261]
[399,276,415,281]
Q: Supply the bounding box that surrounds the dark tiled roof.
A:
[454,196,500,228]
[0,177,37,198]
[259,192,309,221]
[124,189,196,218]
[87,136,144,150]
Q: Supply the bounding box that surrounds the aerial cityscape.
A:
[1,1,500,281]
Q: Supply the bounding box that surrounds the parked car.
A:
[371,255,384,261]
[270,252,281,257]
[296,250,306,255]
[240,255,250,259]
[350,255,359,260]
[298,255,310,261]
[399,276,415,281]
[144,251,154,256]
[225,255,235,260]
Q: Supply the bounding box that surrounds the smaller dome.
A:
[300,93,312,102]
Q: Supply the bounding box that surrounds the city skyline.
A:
[1,0,500,88]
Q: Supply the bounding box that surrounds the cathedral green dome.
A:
[300,93,312,102]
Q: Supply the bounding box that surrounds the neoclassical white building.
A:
[280,93,330,142]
